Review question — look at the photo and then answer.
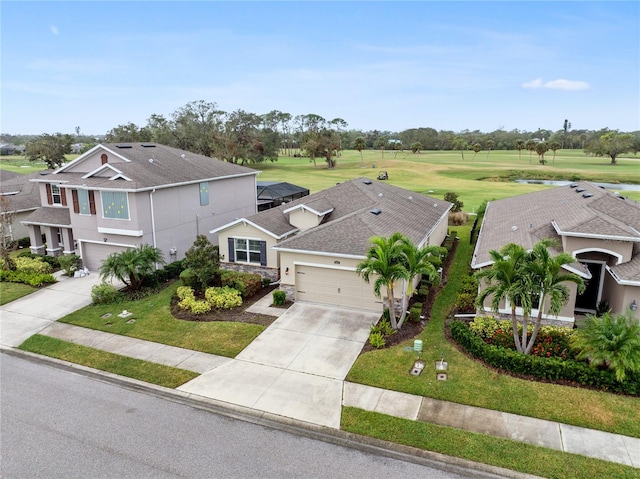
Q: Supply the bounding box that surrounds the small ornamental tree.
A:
[183,235,221,292]
[444,192,463,212]
[99,244,164,291]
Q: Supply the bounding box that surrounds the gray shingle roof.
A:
[246,178,451,256]
[473,181,640,281]
[0,171,47,213]
[50,143,258,191]
[22,206,71,227]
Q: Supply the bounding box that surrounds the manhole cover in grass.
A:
[105,322,112,327]
[126,319,136,324]
[101,313,112,319]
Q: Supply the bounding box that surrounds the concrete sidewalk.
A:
[343,382,640,468]
[2,277,639,469]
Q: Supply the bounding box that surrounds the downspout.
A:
[149,189,158,268]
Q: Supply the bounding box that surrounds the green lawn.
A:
[254,149,640,211]
[0,282,38,305]
[347,225,640,439]
[342,408,640,479]
[58,282,266,357]
[20,335,198,388]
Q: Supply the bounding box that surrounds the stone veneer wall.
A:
[475,310,574,328]
[220,263,280,282]
[279,284,296,302]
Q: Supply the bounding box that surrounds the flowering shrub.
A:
[176,286,195,301]
[469,317,575,359]
[205,286,243,309]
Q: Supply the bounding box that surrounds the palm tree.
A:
[99,244,165,291]
[548,141,561,164]
[523,240,585,354]
[525,139,536,164]
[475,243,530,353]
[570,310,640,382]
[397,239,445,328]
[515,140,525,159]
[472,143,481,160]
[535,142,549,164]
[354,136,366,165]
[357,233,408,330]
[485,139,494,160]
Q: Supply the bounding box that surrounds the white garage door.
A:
[81,243,130,272]
[295,265,383,312]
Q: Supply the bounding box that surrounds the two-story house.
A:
[22,143,258,270]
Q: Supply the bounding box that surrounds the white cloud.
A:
[49,25,59,35]
[522,78,589,90]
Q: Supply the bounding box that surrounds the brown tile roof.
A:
[49,143,257,191]
[251,178,452,257]
[472,181,640,282]
[22,206,71,227]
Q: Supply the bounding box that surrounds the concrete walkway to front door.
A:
[178,302,380,428]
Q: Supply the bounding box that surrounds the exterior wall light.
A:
[631,300,638,311]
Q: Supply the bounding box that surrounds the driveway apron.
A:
[178,302,379,428]
[0,272,108,348]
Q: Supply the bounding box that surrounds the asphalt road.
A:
[1,353,477,479]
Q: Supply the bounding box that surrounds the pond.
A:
[515,179,640,191]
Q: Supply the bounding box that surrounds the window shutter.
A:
[88,190,96,215]
[60,187,67,206]
[227,238,235,262]
[46,184,53,205]
[72,190,79,213]
[260,241,267,266]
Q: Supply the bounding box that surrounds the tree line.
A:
[4,101,639,169]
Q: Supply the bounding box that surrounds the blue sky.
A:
[2,1,638,136]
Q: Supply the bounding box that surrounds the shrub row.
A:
[0,269,56,287]
[16,251,59,269]
[450,320,640,396]
[177,285,243,313]
[91,282,123,304]
[142,260,186,288]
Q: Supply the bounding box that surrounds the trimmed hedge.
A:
[0,269,56,287]
[221,270,261,298]
[450,320,640,396]
[142,260,185,287]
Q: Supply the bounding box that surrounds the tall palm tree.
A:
[472,143,481,160]
[548,141,561,164]
[485,139,495,160]
[475,243,530,353]
[523,240,585,354]
[515,140,525,159]
[357,233,408,330]
[354,136,366,165]
[99,244,165,291]
[525,139,536,164]
[397,239,445,328]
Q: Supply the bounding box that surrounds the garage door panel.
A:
[295,266,382,312]
[82,243,129,271]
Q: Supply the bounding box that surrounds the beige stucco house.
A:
[472,182,640,325]
[22,143,258,270]
[0,170,42,241]
[212,178,452,312]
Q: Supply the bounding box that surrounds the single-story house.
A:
[256,181,309,211]
[21,143,259,270]
[0,170,45,241]
[472,182,640,325]
[212,178,452,312]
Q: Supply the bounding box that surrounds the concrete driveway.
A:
[178,302,380,428]
[0,272,111,348]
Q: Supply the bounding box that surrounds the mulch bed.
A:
[359,237,460,354]
[170,284,284,327]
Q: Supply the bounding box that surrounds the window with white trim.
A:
[234,239,262,264]
[101,191,129,220]
[51,185,62,204]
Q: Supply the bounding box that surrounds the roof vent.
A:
[378,193,383,197]
[148,158,154,163]
[575,188,585,193]
[511,225,518,231]
[181,154,186,159]
[370,208,381,215]
[433,204,438,207]
[116,144,132,149]
[570,183,579,188]
[617,195,626,200]
[582,192,593,198]
[363,179,372,185]
[141,143,156,148]
[408,195,413,200]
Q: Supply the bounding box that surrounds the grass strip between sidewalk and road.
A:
[19,335,198,388]
[341,408,639,479]
[347,225,640,439]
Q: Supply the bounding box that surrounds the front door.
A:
[575,261,603,313]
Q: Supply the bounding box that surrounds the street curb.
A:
[2,346,542,479]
